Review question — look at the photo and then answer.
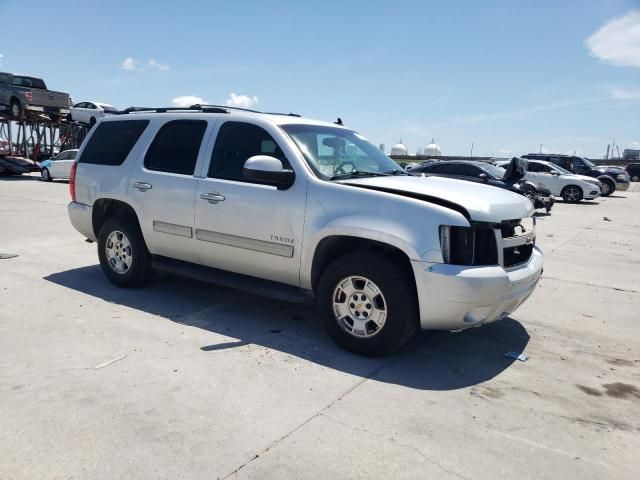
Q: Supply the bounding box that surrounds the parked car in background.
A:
[625,163,640,182]
[67,106,542,356]
[521,153,628,196]
[0,139,10,156]
[70,102,119,125]
[0,156,32,175]
[496,159,601,203]
[39,149,78,181]
[409,159,555,212]
[0,72,70,120]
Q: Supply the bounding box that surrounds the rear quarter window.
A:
[79,120,149,166]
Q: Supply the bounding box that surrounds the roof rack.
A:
[114,104,303,117]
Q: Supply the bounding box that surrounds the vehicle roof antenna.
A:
[334,117,343,126]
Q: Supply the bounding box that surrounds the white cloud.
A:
[148,59,170,71]
[610,86,640,99]
[225,92,259,109]
[629,141,640,149]
[120,57,141,71]
[586,10,640,68]
[171,95,206,108]
[0,53,3,66]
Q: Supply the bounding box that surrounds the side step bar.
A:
[150,256,314,304]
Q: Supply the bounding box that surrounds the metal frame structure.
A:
[0,109,88,161]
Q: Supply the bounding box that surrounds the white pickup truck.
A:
[67,106,542,356]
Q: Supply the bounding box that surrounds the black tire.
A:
[97,216,152,288]
[41,168,52,182]
[561,185,583,203]
[316,251,418,356]
[600,179,615,197]
[10,99,23,120]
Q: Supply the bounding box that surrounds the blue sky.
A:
[1,0,638,157]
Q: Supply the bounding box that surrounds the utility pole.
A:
[470,142,474,158]
[539,143,543,154]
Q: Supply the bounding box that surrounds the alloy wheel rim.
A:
[602,183,610,195]
[332,276,387,338]
[42,169,49,180]
[105,230,132,274]
[566,188,580,201]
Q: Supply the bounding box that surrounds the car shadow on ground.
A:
[0,174,40,181]
[45,265,530,391]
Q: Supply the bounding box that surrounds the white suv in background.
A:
[67,106,542,356]
[496,159,601,203]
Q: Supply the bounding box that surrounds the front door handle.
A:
[200,192,225,204]
[132,181,152,191]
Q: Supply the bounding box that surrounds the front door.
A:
[129,119,211,264]
[194,121,307,286]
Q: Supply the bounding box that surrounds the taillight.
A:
[24,91,33,102]
[69,163,78,202]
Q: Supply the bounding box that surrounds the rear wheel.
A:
[98,217,152,287]
[561,185,583,203]
[10,99,23,120]
[41,168,52,182]
[317,252,418,356]
[600,179,614,197]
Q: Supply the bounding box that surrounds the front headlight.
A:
[617,173,627,180]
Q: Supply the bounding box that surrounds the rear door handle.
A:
[200,192,225,203]
[132,181,152,191]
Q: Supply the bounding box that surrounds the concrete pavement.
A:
[1,174,638,479]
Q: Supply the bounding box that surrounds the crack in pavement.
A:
[320,413,473,480]
[542,276,640,294]
[220,359,396,479]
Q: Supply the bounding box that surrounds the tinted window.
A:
[430,163,457,174]
[79,120,149,166]
[455,164,481,177]
[529,162,552,173]
[209,122,288,181]
[144,120,207,175]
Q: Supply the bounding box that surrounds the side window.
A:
[455,164,481,177]
[87,103,97,110]
[144,120,207,175]
[68,151,77,160]
[79,120,149,166]
[432,163,457,174]
[208,122,288,181]
[531,163,551,173]
[55,152,68,161]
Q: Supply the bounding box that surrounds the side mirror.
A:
[479,173,488,181]
[550,171,559,176]
[243,155,295,190]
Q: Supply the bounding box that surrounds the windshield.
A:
[480,164,506,179]
[100,105,118,112]
[580,157,596,167]
[281,124,403,180]
[550,163,572,174]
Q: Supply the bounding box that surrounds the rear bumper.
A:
[67,202,96,241]
[411,247,543,331]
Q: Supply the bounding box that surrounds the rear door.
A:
[128,119,213,264]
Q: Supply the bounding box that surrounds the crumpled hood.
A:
[343,175,534,222]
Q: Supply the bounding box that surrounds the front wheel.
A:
[10,99,23,120]
[561,185,583,203]
[40,168,52,182]
[97,217,152,287]
[600,179,615,197]
[317,252,418,356]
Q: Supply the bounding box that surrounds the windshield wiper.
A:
[330,170,390,180]
[383,168,408,176]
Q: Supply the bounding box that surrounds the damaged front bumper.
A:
[411,246,543,331]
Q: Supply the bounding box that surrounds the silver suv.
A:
[67,105,543,356]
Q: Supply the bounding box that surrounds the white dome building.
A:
[424,138,442,157]
[390,139,408,156]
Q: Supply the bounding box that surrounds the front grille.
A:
[503,244,533,267]
[498,218,535,267]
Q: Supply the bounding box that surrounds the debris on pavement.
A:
[0,253,18,259]
[93,355,127,370]
[504,351,529,362]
